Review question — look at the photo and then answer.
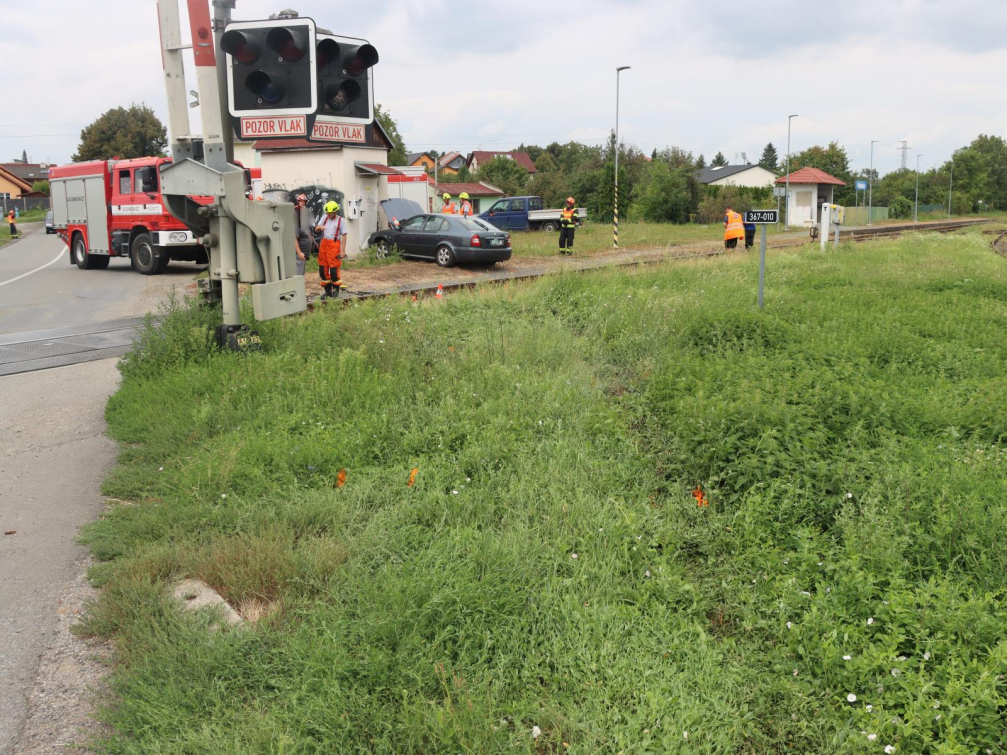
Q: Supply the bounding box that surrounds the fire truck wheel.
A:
[73,235,95,270]
[131,233,169,275]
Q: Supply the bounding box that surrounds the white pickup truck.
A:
[478,195,587,231]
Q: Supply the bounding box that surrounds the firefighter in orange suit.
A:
[723,206,744,249]
[441,193,458,214]
[315,201,347,300]
[7,210,18,239]
[459,192,472,217]
[558,197,578,255]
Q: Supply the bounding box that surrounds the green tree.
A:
[72,103,167,162]
[792,141,852,202]
[31,180,49,195]
[633,161,693,222]
[477,156,530,196]
[759,143,778,172]
[969,134,1007,209]
[696,153,706,169]
[711,151,727,166]
[374,103,407,166]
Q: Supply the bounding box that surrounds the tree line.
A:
[66,104,1007,222]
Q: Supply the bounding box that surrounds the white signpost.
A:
[744,209,779,308]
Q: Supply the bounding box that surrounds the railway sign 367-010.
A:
[744,209,779,224]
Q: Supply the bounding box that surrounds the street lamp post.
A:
[785,114,797,227]
[948,163,954,219]
[613,65,630,248]
[868,140,878,225]
[915,153,923,222]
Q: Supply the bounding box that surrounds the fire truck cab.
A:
[49,156,209,275]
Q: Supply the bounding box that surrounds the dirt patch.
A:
[13,558,110,754]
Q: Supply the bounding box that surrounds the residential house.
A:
[405,152,437,172]
[0,165,33,211]
[698,164,777,188]
[467,151,537,175]
[2,162,51,188]
[433,181,505,214]
[437,151,466,175]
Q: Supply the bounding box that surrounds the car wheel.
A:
[375,239,391,259]
[131,232,168,275]
[542,221,558,232]
[435,244,456,268]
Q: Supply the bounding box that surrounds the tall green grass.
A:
[83,230,1007,753]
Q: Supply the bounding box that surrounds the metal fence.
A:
[841,206,889,226]
[917,204,945,215]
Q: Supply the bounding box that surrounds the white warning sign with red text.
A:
[311,118,367,144]
[239,116,307,139]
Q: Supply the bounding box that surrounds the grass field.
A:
[84,228,1007,753]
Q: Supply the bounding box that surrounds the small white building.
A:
[250,120,396,257]
[699,164,778,188]
[776,167,846,228]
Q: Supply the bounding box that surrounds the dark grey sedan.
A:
[369,214,511,267]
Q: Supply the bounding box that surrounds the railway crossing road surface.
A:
[0,223,206,752]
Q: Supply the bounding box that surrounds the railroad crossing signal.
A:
[315,33,379,124]
[221,17,318,138]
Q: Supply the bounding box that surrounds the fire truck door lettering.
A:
[112,204,164,216]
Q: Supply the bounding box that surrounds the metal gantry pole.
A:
[868,140,878,225]
[614,66,630,248]
[915,153,922,222]
[948,163,954,218]
[785,114,797,227]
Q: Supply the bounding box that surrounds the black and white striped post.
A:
[613,65,630,248]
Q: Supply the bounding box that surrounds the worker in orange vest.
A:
[558,197,578,255]
[459,192,472,217]
[441,193,458,214]
[7,210,18,239]
[723,206,745,249]
[314,201,346,300]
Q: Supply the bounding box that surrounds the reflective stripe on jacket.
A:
[560,206,577,228]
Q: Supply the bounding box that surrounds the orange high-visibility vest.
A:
[560,206,577,227]
[460,201,472,216]
[442,202,457,215]
[724,211,744,240]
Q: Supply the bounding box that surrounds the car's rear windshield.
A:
[457,218,497,232]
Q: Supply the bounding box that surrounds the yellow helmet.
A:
[324,201,340,213]
[442,193,451,200]
[459,192,469,199]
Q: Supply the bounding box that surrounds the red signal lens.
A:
[221,30,260,64]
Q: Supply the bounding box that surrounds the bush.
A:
[889,195,913,219]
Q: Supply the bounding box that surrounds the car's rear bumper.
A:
[455,247,512,264]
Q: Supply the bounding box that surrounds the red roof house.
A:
[467,151,537,174]
[776,167,846,227]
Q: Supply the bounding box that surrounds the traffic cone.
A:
[435,284,443,299]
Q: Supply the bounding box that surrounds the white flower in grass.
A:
[885,746,896,754]
[159,466,164,471]
[866,704,873,712]
[783,558,789,564]
[932,701,940,709]
[867,617,874,625]
[683,731,688,740]
[786,621,793,629]
[792,668,799,677]
[847,492,853,498]
[935,713,941,720]
[867,733,877,741]
[801,591,811,596]
[452,490,459,495]
[645,570,651,578]
[531,725,541,739]
[571,553,578,559]
[877,685,885,694]
[896,656,907,662]
[923,651,931,661]
[891,668,901,677]
[843,655,852,661]
[818,561,823,566]
[847,693,857,703]
[221,493,227,499]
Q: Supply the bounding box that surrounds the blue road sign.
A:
[856,180,868,191]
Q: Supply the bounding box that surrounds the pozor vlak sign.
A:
[240,115,307,139]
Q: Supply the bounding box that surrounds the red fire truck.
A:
[49,156,210,275]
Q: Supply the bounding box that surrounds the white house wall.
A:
[258,145,389,258]
[709,166,778,188]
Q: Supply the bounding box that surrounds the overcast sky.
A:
[2,0,1004,176]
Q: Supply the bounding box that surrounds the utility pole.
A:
[785,114,797,228]
[868,140,878,225]
[899,140,909,170]
[915,153,923,222]
[613,65,630,248]
[948,162,954,218]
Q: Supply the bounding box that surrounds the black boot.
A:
[322,283,333,300]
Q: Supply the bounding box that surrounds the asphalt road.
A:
[0,224,205,752]
[0,223,204,335]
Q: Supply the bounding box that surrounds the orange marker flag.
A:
[692,486,708,507]
[336,469,347,488]
[407,468,419,487]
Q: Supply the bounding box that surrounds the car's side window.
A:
[424,218,448,232]
[400,216,426,231]
[488,200,508,214]
[511,198,526,212]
